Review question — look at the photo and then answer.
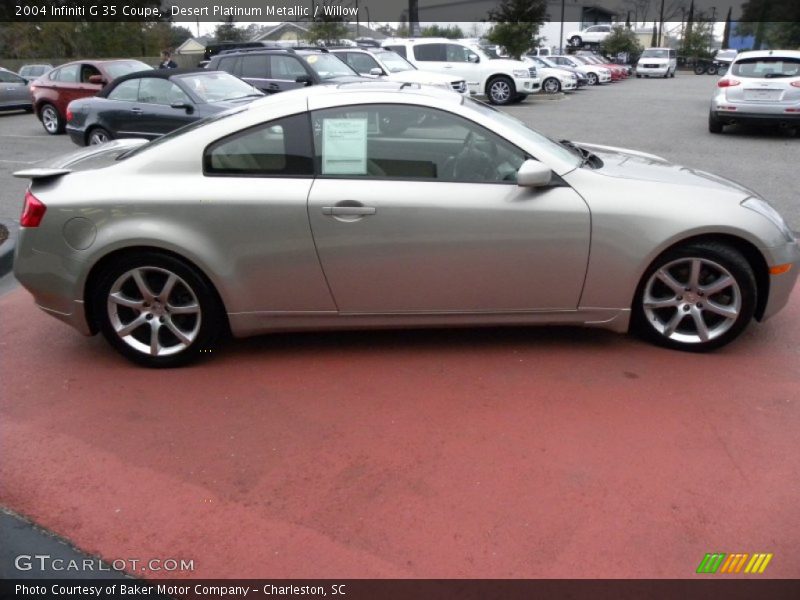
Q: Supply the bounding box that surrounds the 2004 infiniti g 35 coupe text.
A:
[13,82,800,367]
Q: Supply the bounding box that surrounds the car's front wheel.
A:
[486,76,515,105]
[633,242,756,351]
[93,252,225,367]
[587,72,598,86]
[40,103,64,135]
[543,77,561,94]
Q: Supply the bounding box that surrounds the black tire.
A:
[706,65,718,75]
[569,36,582,47]
[511,93,526,103]
[636,73,642,78]
[632,242,757,352]
[708,111,724,134]
[587,72,599,86]
[670,69,676,78]
[39,103,64,135]
[486,76,515,105]
[93,252,225,367]
[542,77,561,94]
[87,126,113,146]
[694,64,707,75]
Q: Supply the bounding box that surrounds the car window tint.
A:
[138,79,187,105]
[270,55,307,79]
[413,44,446,62]
[732,57,800,78]
[204,113,313,176]
[346,53,380,74]
[80,64,101,83]
[107,79,140,101]
[240,55,269,78]
[385,45,407,58]
[311,104,526,183]
[216,56,239,74]
[0,71,22,83]
[54,64,79,82]
[446,44,472,62]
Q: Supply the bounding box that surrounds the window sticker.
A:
[322,118,368,175]
[306,55,318,63]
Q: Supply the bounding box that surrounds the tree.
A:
[736,0,800,49]
[683,20,715,59]
[484,0,547,60]
[214,17,246,42]
[721,7,732,48]
[601,26,644,60]
[306,1,350,45]
[683,0,694,50]
[420,25,464,39]
[650,24,657,47]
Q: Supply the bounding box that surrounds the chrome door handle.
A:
[322,206,376,216]
[131,107,143,113]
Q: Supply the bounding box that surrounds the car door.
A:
[0,70,29,107]
[76,63,105,100]
[238,54,274,92]
[268,55,312,93]
[99,78,141,136]
[49,64,82,112]
[306,102,591,313]
[134,78,196,137]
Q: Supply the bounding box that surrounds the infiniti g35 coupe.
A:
[13,82,800,367]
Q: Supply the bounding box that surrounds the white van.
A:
[636,48,678,78]
[381,38,541,105]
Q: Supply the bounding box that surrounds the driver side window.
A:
[311,104,527,183]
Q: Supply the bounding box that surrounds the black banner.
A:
[3,579,800,600]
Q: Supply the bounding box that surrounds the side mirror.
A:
[468,53,480,63]
[369,67,384,77]
[295,74,313,85]
[171,101,194,114]
[516,160,552,188]
[88,75,106,85]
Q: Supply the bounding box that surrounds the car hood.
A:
[486,58,530,71]
[576,142,757,197]
[639,57,671,64]
[385,70,460,84]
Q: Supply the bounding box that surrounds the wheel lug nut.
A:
[697,303,703,308]
[683,305,690,312]
[146,314,153,320]
[677,296,682,301]
[159,317,165,323]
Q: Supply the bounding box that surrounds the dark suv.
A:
[206,47,365,95]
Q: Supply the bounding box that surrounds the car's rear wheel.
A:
[708,111,724,134]
[569,36,582,47]
[694,64,707,75]
[706,64,719,75]
[93,252,224,367]
[632,243,756,351]
[587,72,598,86]
[543,77,561,93]
[88,127,112,145]
[486,76,515,105]
[40,103,64,135]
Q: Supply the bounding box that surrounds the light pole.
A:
[558,0,565,54]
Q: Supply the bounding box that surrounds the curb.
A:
[0,219,18,278]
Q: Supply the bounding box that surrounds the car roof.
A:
[734,50,800,60]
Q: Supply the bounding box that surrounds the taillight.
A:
[791,81,800,88]
[717,79,741,88]
[20,190,46,227]
[66,108,73,121]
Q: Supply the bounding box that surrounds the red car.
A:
[30,59,151,135]
[574,55,627,80]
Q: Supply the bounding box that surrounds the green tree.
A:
[306,1,349,45]
[420,25,464,39]
[214,17,246,42]
[601,25,644,60]
[485,0,547,60]
[683,20,715,59]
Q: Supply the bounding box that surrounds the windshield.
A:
[105,60,152,79]
[178,72,262,102]
[478,45,500,59]
[731,57,800,79]
[463,98,580,168]
[376,51,415,73]
[539,57,560,69]
[302,53,358,79]
[117,106,249,160]
[641,49,669,59]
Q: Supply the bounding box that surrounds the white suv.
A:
[566,25,613,47]
[382,38,540,105]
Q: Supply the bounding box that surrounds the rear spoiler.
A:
[13,138,148,180]
[13,167,72,180]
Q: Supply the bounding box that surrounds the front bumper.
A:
[513,77,541,94]
[637,65,670,76]
[761,239,800,321]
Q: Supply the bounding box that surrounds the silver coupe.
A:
[13,82,800,367]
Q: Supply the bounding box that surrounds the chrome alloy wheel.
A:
[107,266,202,357]
[41,106,59,133]
[89,129,110,145]
[489,79,512,103]
[643,257,741,344]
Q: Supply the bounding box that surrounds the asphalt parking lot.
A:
[1,73,799,580]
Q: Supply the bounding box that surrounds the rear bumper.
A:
[711,109,800,125]
[65,126,86,146]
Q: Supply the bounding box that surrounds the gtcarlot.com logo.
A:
[15,554,195,573]
[697,552,773,574]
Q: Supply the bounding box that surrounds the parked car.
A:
[709,49,800,133]
[635,48,678,78]
[14,82,799,366]
[0,68,33,112]
[573,54,627,80]
[65,69,264,146]
[30,59,152,135]
[566,24,614,47]
[550,55,612,85]
[18,63,52,80]
[198,41,274,68]
[523,56,580,92]
[382,38,540,105]
[330,47,468,95]
[207,47,364,95]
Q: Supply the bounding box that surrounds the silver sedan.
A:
[13,82,800,367]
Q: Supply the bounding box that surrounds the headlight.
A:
[742,197,796,242]
[512,69,530,78]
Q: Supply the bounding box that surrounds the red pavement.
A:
[1,287,799,579]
